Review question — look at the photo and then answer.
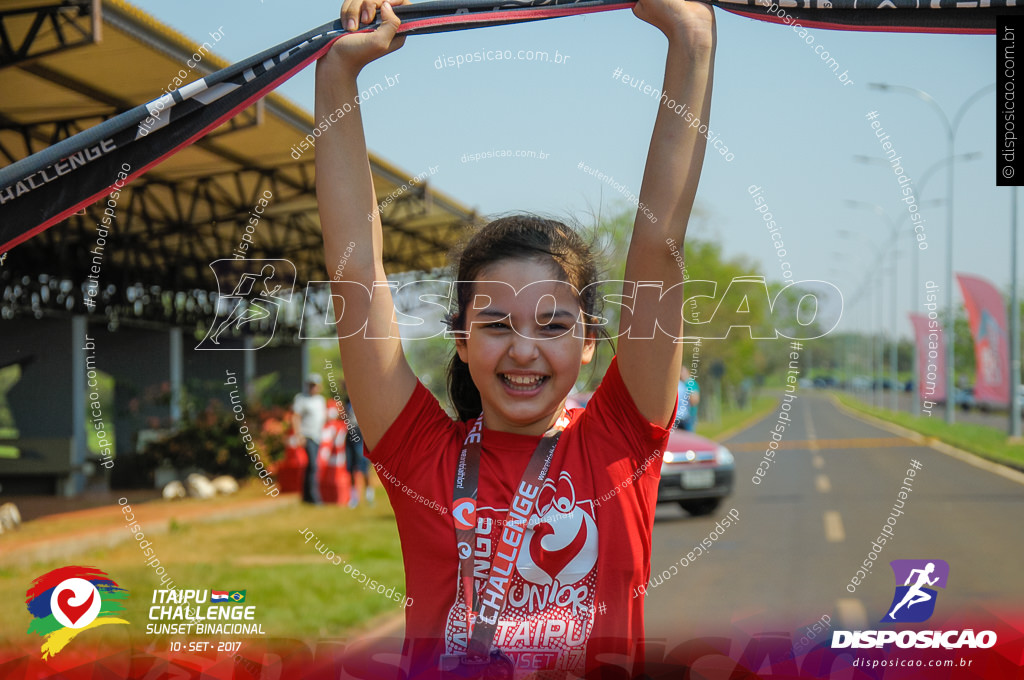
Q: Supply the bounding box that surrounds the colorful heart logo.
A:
[48,578,101,629]
[27,567,129,659]
[56,588,95,626]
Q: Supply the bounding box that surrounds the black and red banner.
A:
[0,0,1019,254]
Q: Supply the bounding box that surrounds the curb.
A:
[0,494,299,568]
[714,395,782,443]
[828,394,1024,488]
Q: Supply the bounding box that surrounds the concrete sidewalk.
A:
[0,487,298,568]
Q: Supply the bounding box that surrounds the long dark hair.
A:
[445,214,604,421]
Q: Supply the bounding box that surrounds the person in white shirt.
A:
[292,373,327,504]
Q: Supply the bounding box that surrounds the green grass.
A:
[85,372,117,456]
[697,395,778,441]
[1,494,407,642]
[0,365,18,431]
[0,392,775,647]
[836,393,1024,471]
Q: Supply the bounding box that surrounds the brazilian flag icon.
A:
[229,591,246,603]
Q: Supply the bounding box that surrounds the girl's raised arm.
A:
[616,0,716,428]
[316,0,417,450]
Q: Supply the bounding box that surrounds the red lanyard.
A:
[451,410,570,660]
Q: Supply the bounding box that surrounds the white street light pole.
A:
[852,152,979,414]
[869,83,996,423]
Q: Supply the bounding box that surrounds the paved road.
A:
[842,387,1021,432]
[344,392,1024,675]
[644,392,1024,647]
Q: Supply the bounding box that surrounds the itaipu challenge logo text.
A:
[25,566,129,659]
[148,588,264,635]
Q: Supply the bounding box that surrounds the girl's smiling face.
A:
[455,258,596,436]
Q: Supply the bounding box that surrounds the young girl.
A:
[316,0,715,675]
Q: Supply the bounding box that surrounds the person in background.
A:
[675,365,700,431]
[344,396,374,508]
[292,373,326,504]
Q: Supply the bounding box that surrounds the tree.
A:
[577,206,772,414]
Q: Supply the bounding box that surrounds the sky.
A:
[133,0,1006,341]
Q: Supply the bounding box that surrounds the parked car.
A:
[850,376,872,391]
[566,391,734,515]
[954,387,976,411]
[657,428,735,516]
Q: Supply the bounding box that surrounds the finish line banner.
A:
[0,0,1018,254]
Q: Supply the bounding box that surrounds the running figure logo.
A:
[197,259,296,350]
[882,559,949,623]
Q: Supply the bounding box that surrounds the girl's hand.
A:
[324,0,407,74]
[633,0,715,51]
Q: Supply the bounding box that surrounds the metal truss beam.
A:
[1,163,471,326]
[0,0,98,69]
[0,111,114,163]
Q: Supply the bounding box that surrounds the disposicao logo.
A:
[832,558,997,650]
[195,259,296,350]
[26,566,129,659]
[882,559,948,623]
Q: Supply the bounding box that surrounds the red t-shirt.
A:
[366,356,672,678]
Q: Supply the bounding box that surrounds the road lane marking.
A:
[806,405,819,452]
[829,394,1024,488]
[824,511,845,542]
[728,437,914,452]
[815,474,831,493]
[836,598,868,630]
[812,454,824,469]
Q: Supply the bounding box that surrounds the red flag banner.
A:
[908,313,946,406]
[956,274,1011,407]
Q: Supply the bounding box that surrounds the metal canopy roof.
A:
[0,0,476,330]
